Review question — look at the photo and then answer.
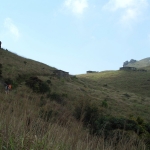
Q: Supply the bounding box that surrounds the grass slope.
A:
[78,70,150,122]
[0,48,56,79]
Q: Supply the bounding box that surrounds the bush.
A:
[47,92,65,104]
[83,104,99,126]
[24,61,27,65]
[74,104,149,137]
[62,93,68,98]
[4,78,13,85]
[26,76,50,94]
[39,82,50,93]
[39,96,46,107]
[16,74,29,83]
[46,80,52,85]
[74,101,99,127]
[136,116,144,125]
[87,116,148,137]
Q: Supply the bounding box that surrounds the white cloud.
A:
[103,0,148,24]
[64,0,88,15]
[4,18,20,40]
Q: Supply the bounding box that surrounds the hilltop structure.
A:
[87,71,99,74]
[120,67,137,71]
[53,70,69,78]
[120,67,147,72]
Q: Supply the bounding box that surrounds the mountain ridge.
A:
[123,57,150,69]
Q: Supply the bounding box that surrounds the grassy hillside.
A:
[127,57,150,69]
[0,48,150,149]
[78,70,150,122]
[0,48,56,79]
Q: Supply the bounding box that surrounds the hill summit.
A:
[123,57,150,69]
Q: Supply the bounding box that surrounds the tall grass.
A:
[0,90,147,150]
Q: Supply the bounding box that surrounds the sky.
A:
[0,0,150,75]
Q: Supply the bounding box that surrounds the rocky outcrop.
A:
[123,59,137,67]
[130,59,137,63]
[123,61,129,67]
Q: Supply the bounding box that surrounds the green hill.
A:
[126,57,150,69]
[78,70,150,121]
[0,48,150,149]
[0,48,56,79]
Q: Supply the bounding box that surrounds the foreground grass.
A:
[0,89,148,150]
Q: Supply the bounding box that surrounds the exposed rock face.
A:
[130,59,137,63]
[123,59,137,67]
[123,61,129,67]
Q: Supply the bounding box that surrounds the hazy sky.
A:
[0,0,150,75]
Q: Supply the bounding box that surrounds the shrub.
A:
[83,104,99,125]
[24,61,27,65]
[136,116,144,125]
[4,78,13,85]
[74,101,99,127]
[39,82,50,93]
[74,106,149,137]
[39,96,46,107]
[47,92,65,104]
[87,116,148,137]
[62,93,68,98]
[46,80,52,85]
[26,76,50,94]
[15,74,29,84]
[145,123,150,134]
